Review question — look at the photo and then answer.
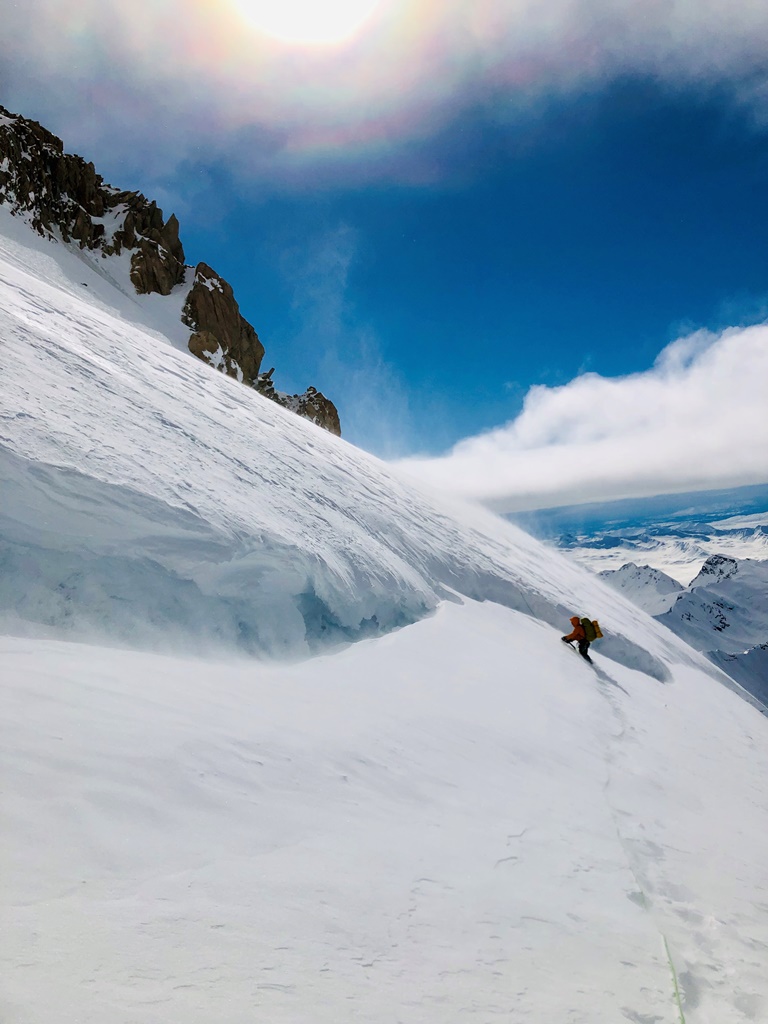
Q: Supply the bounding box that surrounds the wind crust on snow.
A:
[0,103,340,434]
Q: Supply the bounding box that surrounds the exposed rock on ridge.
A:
[0,104,340,434]
[0,106,186,295]
[182,263,265,385]
[254,368,341,435]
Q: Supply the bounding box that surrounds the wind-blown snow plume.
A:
[399,325,768,511]
[276,226,414,455]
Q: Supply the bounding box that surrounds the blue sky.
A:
[172,77,768,454]
[3,0,768,508]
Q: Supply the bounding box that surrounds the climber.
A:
[561,616,591,661]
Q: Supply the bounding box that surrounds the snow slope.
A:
[4,604,768,1024]
[3,206,768,1023]
[709,642,768,700]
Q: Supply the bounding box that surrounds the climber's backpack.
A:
[581,617,597,642]
[592,620,604,640]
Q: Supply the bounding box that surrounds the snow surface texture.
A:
[4,604,768,1024]
[599,563,685,616]
[3,204,768,1022]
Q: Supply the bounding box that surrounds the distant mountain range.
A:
[512,483,768,585]
[599,556,768,702]
[511,485,768,701]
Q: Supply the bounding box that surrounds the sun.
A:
[232,0,381,45]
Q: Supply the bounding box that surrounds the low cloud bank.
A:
[397,325,768,512]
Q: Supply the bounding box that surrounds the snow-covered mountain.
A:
[598,562,685,616]
[656,555,768,703]
[3,190,768,1023]
[576,525,768,585]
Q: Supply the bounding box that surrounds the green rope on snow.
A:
[663,935,686,1024]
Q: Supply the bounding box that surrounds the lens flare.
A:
[231,0,381,45]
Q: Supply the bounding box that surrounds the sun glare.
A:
[232,0,381,45]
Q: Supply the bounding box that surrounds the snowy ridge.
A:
[598,562,684,616]
[0,206,706,684]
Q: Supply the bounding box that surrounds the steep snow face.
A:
[0,200,193,349]
[598,562,684,615]
[4,602,768,1024]
[0,206,715,688]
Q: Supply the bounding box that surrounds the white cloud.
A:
[396,324,768,511]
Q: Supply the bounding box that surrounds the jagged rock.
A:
[0,104,341,435]
[254,369,341,436]
[182,263,265,385]
[0,104,185,294]
[254,367,279,401]
[692,554,739,585]
[289,387,341,436]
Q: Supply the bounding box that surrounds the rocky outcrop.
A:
[690,554,739,587]
[127,214,185,296]
[289,388,342,436]
[182,263,265,385]
[0,105,186,294]
[255,368,341,436]
[0,104,340,434]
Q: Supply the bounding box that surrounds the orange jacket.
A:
[563,616,586,642]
